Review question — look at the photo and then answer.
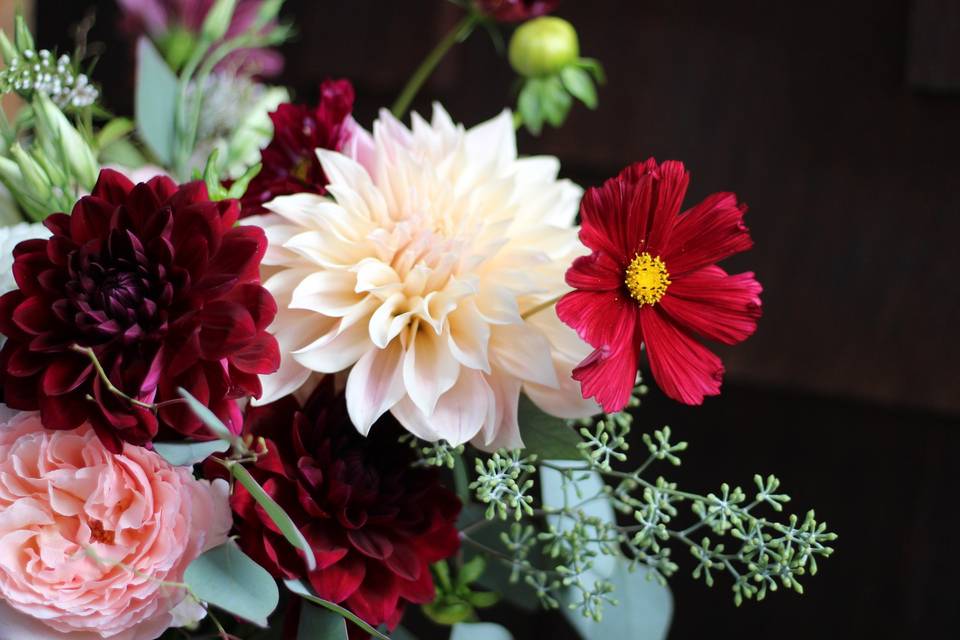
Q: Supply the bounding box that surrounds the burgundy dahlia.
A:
[0,169,280,451]
[475,0,559,22]
[228,379,461,632]
[241,79,358,213]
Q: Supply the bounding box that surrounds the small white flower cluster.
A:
[0,49,98,109]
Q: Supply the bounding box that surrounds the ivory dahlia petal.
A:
[252,105,597,449]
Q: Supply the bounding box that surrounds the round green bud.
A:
[508,16,580,78]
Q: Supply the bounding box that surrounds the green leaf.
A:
[201,0,238,42]
[465,591,500,608]
[176,387,242,446]
[450,623,514,640]
[298,602,348,640]
[539,460,616,578]
[226,162,262,199]
[184,540,279,627]
[517,394,583,460]
[285,579,392,640]
[95,118,135,151]
[0,31,17,64]
[561,66,598,109]
[153,439,229,467]
[458,555,486,586]
[457,505,541,612]
[14,15,34,52]
[231,463,317,572]
[577,57,607,84]
[423,600,474,625]
[560,561,672,640]
[135,38,178,166]
[540,76,572,127]
[518,80,544,135]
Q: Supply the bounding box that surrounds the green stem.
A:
[391,13,480,119]
[453,452,471,503]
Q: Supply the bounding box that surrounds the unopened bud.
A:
[509,16,579,78]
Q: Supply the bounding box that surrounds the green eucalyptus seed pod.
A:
[509,16,580,78]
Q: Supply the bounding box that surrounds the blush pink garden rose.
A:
[0,409,232,640]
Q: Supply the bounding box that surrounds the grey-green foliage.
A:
[459,387,837,621]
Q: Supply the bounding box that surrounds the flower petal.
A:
[663,192,753,276]
[639,306,724,405]
[659,266,762,345]
[345,341,405,435]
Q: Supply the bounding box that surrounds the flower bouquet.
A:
[0,2,836,639]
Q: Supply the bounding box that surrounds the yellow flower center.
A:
[624,252,671,305]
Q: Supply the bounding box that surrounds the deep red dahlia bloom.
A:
[0,170,280,451]
[241,79,357,213]
[557,158,762,411]
[226,379,461,632]
[475,0,559,22]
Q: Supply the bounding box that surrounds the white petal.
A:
[368,292,410,348]
[293,319,372,373]
[475,284,522,325]
[289,270,362,317]
[346,341,406,435]
[465,109,516,170]
[431,369,496,446]
[353,258,400,294]
[489,323,559,388]
[284,229,367,268]
[472,369,522,452]
[446,299,491,373]
[390,396,441,442]
[402,324,460,416]
[264,193,332,229]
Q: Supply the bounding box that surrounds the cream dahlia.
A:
[251,105,597,449]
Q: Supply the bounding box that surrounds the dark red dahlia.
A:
[241,79,357,213]
[475,0,559,22]
[0,169,280,451]
[227,379,461,632]
[557,158,762,411]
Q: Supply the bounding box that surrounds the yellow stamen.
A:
[625,252,671,305]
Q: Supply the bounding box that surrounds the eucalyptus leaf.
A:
[231,463,317,571]
[284,579,392,640]
[184,540,278,628]
[517,394,582,460]
[450,622,514,640]
[540,460,616,578]
[298,602,348,640]
[560,561,672,640]
[135,38,178,165]
[177,387,240,446]
[153,439,229,467]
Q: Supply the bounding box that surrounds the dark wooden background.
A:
[36,0,960,637]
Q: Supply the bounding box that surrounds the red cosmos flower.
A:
[475,0,559,22]
[226,379,460,632]
[0,170,280,451]
[241,79,357,213]
[557,159,762,411]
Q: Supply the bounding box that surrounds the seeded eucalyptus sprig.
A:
[456,386,837,622]
[0,15,99,111]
